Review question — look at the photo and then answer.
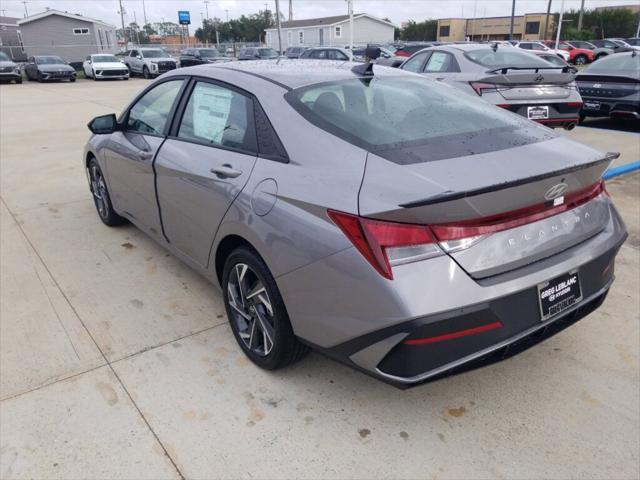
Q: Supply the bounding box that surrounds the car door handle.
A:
[138,150,153,160]
[210,164,242,179]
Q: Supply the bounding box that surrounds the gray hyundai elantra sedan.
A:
[84,60,627,387]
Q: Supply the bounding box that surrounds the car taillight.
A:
[469,82,499,96]
[328,180,605,280]
[327,211,443,280]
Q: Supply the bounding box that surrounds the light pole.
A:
[577,0,585,31]
[118,0,127,45]
[21,1,28,17]
[555,0,565,50]
[543,0,552,40]
[142,0,148,26]
[509,0,516,41]
[347,0,354,50]
[275,0,283,53]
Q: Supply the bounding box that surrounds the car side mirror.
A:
[88,114,120,135]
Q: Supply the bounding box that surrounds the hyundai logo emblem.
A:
[544,183,569,200]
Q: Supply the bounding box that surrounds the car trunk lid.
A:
[358,136,616,279]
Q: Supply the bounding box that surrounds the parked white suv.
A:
[515,41,570,62]
[123,48,178,79]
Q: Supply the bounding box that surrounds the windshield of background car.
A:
[582,53,640,73]
[199,49,222,57]
[0,52,10,61]
[93,55,119,63]
[36,56,65,65]
[141,50,165,58]
[465,49,552,68]
[286,76,554,164]
[258,48,279,58]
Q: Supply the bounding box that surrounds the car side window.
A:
[127,80,184,135]
[402,52,429,73]
[130,50,138,57]
[424,51,455,73]
[329,50,348,60]
[519,43,531,50]
[178,81,252,151]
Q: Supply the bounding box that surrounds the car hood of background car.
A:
[92,61,127,69]
[38,64,74,72]
[0,60,17,68]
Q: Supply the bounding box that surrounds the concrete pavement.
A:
[1,78,638,479]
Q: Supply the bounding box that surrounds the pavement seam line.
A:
[0,196,186,480]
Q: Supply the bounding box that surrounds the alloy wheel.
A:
[227,263,275,356]
[90,164,109,219]
[575,55,587,65]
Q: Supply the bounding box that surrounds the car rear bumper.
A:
[498,102,581,128]
[580,96,640,120]
[280,199,627,387]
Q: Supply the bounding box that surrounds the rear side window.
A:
[178,82,252,151]
[286,77,554,164]
[401,52,429,72]
[465,49,551,68]
[424,52,457,72]
[127,80,184,135]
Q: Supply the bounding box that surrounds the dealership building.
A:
[437,13,555,42]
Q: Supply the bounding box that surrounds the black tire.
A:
[574,54,588,65]
[92,69,98,80]
[222,246,310,370]
[125,64,132,76]
[15,77,22,84]
[37,72,43,82]
[87,158,127,227]
[70,77,76,82]
[143,66,151,79]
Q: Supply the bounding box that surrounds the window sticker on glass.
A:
[193,87,232,143]
[426,52,447,72]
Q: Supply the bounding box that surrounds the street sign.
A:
[178,11,191,25]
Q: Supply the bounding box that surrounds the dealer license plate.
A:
[538,270,583,321]
[527,105,549,120]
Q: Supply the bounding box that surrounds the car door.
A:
[103,78,186,237]
[129,49,141,72]
[25,57,35,78]
[154,79,259,267]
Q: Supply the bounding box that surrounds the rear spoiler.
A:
[486,65,572,75]
[399,152,619,209]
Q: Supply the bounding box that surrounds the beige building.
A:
[437,13,554,42]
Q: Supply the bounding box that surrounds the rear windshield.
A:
[36,56,65,64]
[465,49,552,68]
[199,49,222,57]
[583,53,639,72]
[286,76,554,164]
[93,55,118,62]
[141,50,165,58]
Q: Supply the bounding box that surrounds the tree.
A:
[558,8,638,39]
[400,20,437,41]
[195,10,275,43]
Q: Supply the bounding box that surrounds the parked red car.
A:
[542,41,594,65]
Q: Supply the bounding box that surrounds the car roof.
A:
[181,59,408,89]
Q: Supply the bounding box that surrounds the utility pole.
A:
[21,1,28,17]
[543,0,552,40]
[142,0,147,26]
[347,0,354,50]
[203,0,210,46]
[509,0,516,41]
[275,0,283,53]
[225,10,229,22]
[555,0,565,50]
[118,0,127,45]
[289,0,293,21]
[577,0,585,31]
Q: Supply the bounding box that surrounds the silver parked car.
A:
[83,60,626,387]
[400,44,583,129]
[299,47,352,61]
[124,48,178,79]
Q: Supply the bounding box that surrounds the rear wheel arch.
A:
[215,235,262,286]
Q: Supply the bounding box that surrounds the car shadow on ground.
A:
[580,117,640,133]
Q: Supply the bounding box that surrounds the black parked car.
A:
[238,47,279,60]
[179,48,231,67]
[576,52,640,121]
[24,55,76,82]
